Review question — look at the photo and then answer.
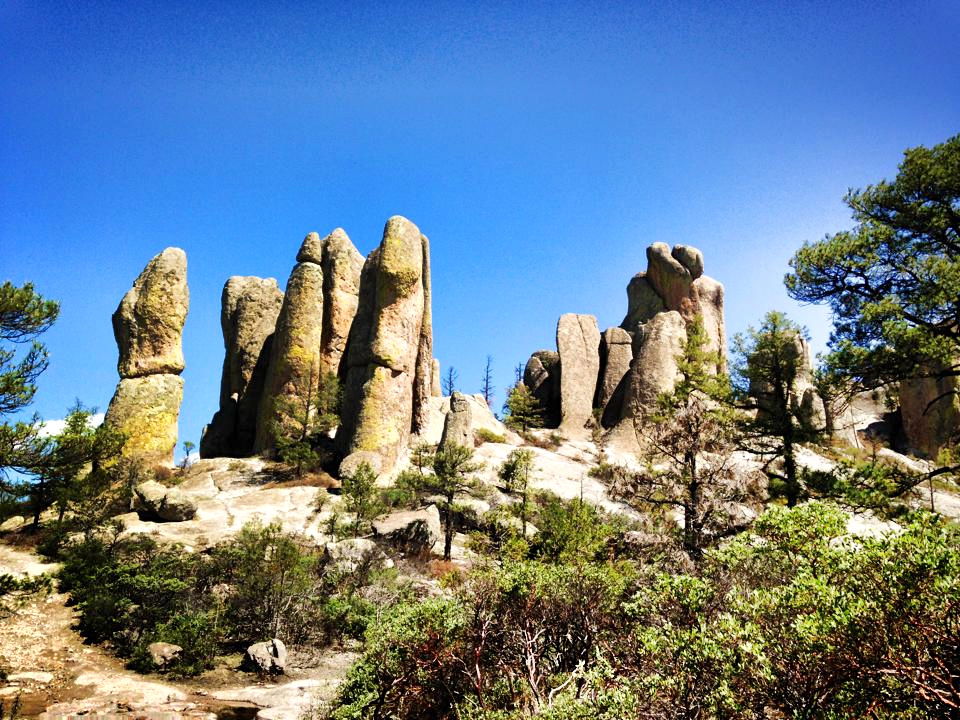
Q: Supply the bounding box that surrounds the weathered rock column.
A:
[440,391,474,450]
[557,313,600,435]
[337,216,431,473]
[104,248,189,466]
[200,276,283,458]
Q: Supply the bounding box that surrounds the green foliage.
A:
[341,461,381,530]
[503,382,543,432]
[625,317,745,560]
[498,448,535,539]
[329,501,960,719]
[475,428,506,444]
[733,310,819,506]
[0,281,59,502]
[421,444,484,561]
[529,495,626,563]
[785,134,960,391]
[57,521,382,677]
[273,368,341,477]
[0,572,52,618]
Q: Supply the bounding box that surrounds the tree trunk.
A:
[444,500,454,561]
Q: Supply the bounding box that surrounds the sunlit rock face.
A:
[336,216,434,474]
[105,248,189,466]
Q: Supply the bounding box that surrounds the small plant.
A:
[341,461,381,531]
[475,428,506,444]
[503,382,543,432]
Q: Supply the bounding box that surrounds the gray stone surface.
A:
[556,314,600,435]
[440,391,474,449]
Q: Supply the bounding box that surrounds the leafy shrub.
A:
[328,501,960,719]
[57,521,384,676]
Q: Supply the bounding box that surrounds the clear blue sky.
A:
[2,1,958,458]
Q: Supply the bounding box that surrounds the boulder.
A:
[147,642,183,668]
[597,327,633,421]
[339,450,383,479]
[645,242,693,314]
[556,314,600,435]
[201,276,283,458]
[105,374,184,465]
[245,638,287,675]
[132,480,197,521]
[132,480,168,514]
[111,248,189,378]
[900,368,960,458]
[255,234,326,453]
[440,391,473,449]
[690,275,726,370]
[620,273,665,332]
[372,504,442,555]
[524,350,561,427]
[319,228,364,377]
[671,244,704,279]
[158,488,198,521]
[338,217,430,473]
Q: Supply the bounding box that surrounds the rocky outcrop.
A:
[440,391,473,449]
[255,234,327,452]
[748,331,826,433]
[337,216,433,474]
[597,327,632,425]
[523,350,561,427]
[900,368,960,458]
[201,277,283,458]
[519,242,725,446]
[557,314,601,435]
[105,249,188,466]
[620,311,687,426]
[319,228,365,376]
[132,479,198,522]
[253,229,365,455]
[111,248,189,378]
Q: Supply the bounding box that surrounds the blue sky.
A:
[2,0,958,458]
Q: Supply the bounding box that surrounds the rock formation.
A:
[519,242,726,445]
[200,277,283,458]
[319,229,365,375]
[747,331,826,433]
[105,248,188,465]
[900,368,960,458]
[523,350,561,427]
[556,314,601,435]
[251,229,364,455]
[440,391,474,449]
[255,233,328,452]
[596,327,632,420]
[337,216,433,473]
[618,311,687,428]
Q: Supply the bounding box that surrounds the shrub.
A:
[475,428,506,445]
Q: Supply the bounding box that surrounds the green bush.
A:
[57,521,385,676]
[327,501,960,719]
[475,428,506,444]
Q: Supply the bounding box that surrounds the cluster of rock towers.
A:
[102,230,958,468]
[523,242,726,445]
[104,216,440,473]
